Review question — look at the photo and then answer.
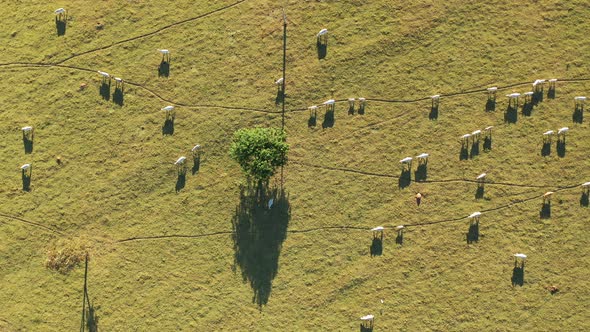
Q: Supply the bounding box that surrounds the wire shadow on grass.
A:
[232,183,290,308]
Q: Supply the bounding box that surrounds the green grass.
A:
[2,0,590,330]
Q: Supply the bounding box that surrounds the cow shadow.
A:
[429,106,439,120]
[358,103,365,115]
[275,89,285,105]
[460,144,469,161]
[466,222,479,244]
[414,163,428,182]
[162,119,175,135]
[511,265,525,287]
[573,107,583,124]
[581,192,589,207]
[540,202,551,219]
[308,114,317,128]
[113,87,124,106]
[398,169,411,189]
[360,324,374,332]
[557,140,566,158]
[485,99,496,112]
[85,302,99,332]
[395,231,404,245]
[322,110,334,129]
[317,41,327,59]
[475,186,484,199]
[504,105,518,123]
[55,18,67,36]
[99,82,110,101]
[175,173,186,192]
[22,173,31,192]
[470,141,480,158]
[23,138,34,154]
[348,104,355,115]
[547,87,556,99]
[192,156,201,175]
[370,235,383,257]
[541,142,551,156]
[232,184,290,308]
[483,136,492,151]
[522,102,533,117]
[158,60,170,77]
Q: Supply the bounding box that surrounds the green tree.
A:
[229,127,289,182]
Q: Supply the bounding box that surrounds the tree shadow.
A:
[522,102,533,117]
[547,87,556,99]
[485,99,496,112]
[316,41,327,59]
[429,105,439,120]
[540,202,551,219]
[398,170,411,189]
[192,156,201,175]
[414,163,427,182]
[470,141,480,159]
[475,186,484,199]
[580,192,589,207]
[504,105,517,123]
[483,136,492,151]
[322,110,334,129]
[22,172,31,192]
[23,137,33,154]
[541,142,551,156]
[557,140,566,158]
[158,60,170,77]
[99,82,110,101]
[511,265,525,287]
[370,234,383,257]
[162,119,175,135]
[459,144,469,161]
[466,222,479,244]
[85,302,99,332]
[573,107,583,124]
[113,87,124,106]
[55,18,67,36]
[232,184,290,308]
[175,173,186,192]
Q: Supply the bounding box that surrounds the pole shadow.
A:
[398,170,411,189]
[573,106,584,124]
[541,142,551,156]
[316,41,327,59]
[158,60,170,77]
[55,18,67,36]
[414,163,428,182]
[540,202,551,219]
[99,82,110,101]
[232,183,290,307]
[556,140,566,158]
[580,192,589,207]
[483,136,492,151]
[162,119,175,135]
[470,141,480,159]
[192,156,201,175]
[511,265,525,287]
[466,222,479,244]
[370,233,383,257]
[85,302,99,332]
[429,105,439,120]
[322,110,335,128]
[504,105,517,123]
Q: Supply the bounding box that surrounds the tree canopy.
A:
[229,127,289,182]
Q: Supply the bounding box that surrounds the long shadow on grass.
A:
[158,60,170,77]
[232,183,290,308]
[370,233,383,257]
[56,18,67,36]
[511,264,525,287]
[466,222,479,244]
[322,110,335,128]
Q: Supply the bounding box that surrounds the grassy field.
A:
[1,0,590,330]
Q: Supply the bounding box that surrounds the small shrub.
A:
[45,238,88,273]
